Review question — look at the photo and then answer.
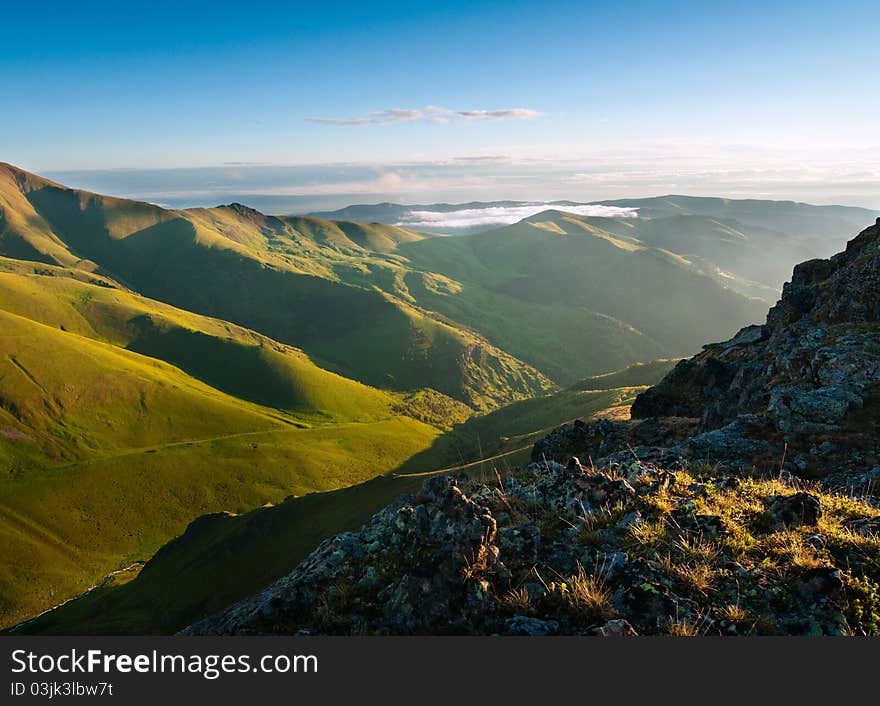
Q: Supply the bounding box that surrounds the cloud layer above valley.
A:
[395,204,638,230]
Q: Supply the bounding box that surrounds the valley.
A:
[1,162,875,633]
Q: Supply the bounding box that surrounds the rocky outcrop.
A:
[184,458,880,636]
[183,477,501,635]
[539,219,880,480]
[638,218,880,431]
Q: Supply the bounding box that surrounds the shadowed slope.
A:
[399,210,768,380]
[0,267,404,422]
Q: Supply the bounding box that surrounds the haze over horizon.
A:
[3,0,879,210]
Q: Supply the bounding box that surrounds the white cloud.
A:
[369,108,425,124]
[307,106,542,127]
[456,109,542,121]
[452,155,509,163]
[396,204,638,230]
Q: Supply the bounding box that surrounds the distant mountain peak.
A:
[222,201,265,215]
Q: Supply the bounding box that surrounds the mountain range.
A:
[0,161,876,632]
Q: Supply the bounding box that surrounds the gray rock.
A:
[804,533,827,550]
[618,510,643,531]
[505,615,560,636]
[765,492,822,527]
[594,618,637,636]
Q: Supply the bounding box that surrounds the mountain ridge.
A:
[0,163,552,410]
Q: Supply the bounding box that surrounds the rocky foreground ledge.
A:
[184,219,880,636]
[182,460,880,636]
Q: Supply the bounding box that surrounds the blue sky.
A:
[2,0,879,208]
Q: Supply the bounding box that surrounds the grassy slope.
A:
[585,214,813,299]
[0,164,781,393]
[0,164,779,394]
[0,164,551,410]
[0,415,437,631]
[597,194,879,241]
[398,261,666,384]
[12,475,423,635]
[392,386,644,479]
[15,375,673,635]
[0,303,442,627]
[260,210,683,385]
[0,267,402,424]
[2,167,851,633]
[311,196,878,299]
[587,197,878,298]
[0,165,551,628]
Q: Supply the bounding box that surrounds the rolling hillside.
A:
[312,196,878,305]
[0,163,552,411]
[0,256,480,628]
[2,164,808,392]
[2,164,803,392]
[0,266,403,426]
[310,197,878,245]
[396,211,769,382]
[2,163,872,632]
[597,194,878,240]
[14,378,659,635]
[0,290,451,627]
[583,195,880,293]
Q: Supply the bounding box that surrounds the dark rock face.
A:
[589,219,880,479]
[634,220,880,433]
[631,355,742,420]
[183,477,501,636]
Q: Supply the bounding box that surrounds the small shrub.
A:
[545,565,615,625]
[500,586,533,614]
[659,613,711,636]
[843,575,880,636]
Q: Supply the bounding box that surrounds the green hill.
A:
[2,163,866,634]
[310,196,878,303]
[0,264,408,424]
[0,258,481,628]
[597,194,878,242]
[13,380,655,635]
[1,164,785,393]
[0,163,551,411]
[0,295,449,627]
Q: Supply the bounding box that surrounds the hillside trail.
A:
[48,419,367,471]
[52,407,606,476]
[392,443,534,478]
[393,403,631,479]
[392,412,604,479]
[2,407,623,631]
